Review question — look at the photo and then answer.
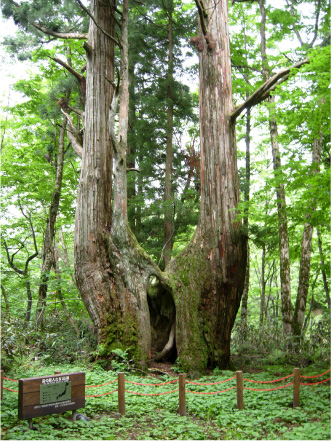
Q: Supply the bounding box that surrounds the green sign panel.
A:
[40,381,71,405]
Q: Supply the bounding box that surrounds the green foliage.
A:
[1,361,330,440]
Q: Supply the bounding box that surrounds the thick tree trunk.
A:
[293,135,322,336]
[74,0,115,339]
[75,0,246,372]
[75,1,166,365]
[167,0,247,372]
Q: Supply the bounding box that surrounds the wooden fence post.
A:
[293,368,300,408]
[118,372,125,416]
[1,370,3,401]
[236,371,244,410]
[179,373,186,416]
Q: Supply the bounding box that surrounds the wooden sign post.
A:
[18,372,85,420]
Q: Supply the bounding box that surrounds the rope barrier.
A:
[243,373,293,384]
[186,376,236,386]
[243,382,294,392]
[124,379,179,386]
[300,369,331,379]
[86,379,117,388]
[4,377,18,382]
[86,389,118,398]
[187,386,236,395]
[3,387,18,393]
[125,388,178,396]
[300,377,330,386]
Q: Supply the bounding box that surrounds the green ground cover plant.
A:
[1,362,330,440]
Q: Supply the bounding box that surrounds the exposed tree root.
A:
[154,322,175,361]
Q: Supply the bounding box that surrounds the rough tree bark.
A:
[166,0,247,371]
[74,0,166,365]
[74,0,116,342]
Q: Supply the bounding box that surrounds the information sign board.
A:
[18,372,85,420]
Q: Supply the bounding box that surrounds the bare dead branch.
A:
[231,58,309,121]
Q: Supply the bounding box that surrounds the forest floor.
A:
[1,357,330,440]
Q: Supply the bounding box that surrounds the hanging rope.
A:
[300,369,331,379]
[186,376,236,386]
[187,386,236,395]
[243,373,293,384]
[243,382,294,392]
[300,378,330,386]
[124,379,178,387]
[125,388,178,396]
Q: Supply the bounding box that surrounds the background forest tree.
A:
[1,0,329,374]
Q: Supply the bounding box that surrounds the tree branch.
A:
[194,0,208,35]
[66,128,83,158]
[231,58,309,121]
[32,22,88,40]
[309,0,321,47]
[231,62,262,74]
[18,201,39,273]
[2,238,25,275]
[50,56,84,82]
[7,0,87,39]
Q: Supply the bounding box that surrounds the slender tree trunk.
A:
[36,112,68,329]
[241,245,249,332]
[260,243,266,327]
[24,280,33,326]
[1,283,10,319]
[58,227,75,285]
[317,228,330,308]
[163,1,174,269]
[240,103,251,330]
[259,0,292,335]
[240,7,251,332]
[293,135,322,336]
[127,63,137,231]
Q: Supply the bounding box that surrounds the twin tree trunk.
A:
[75,0,246,372]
